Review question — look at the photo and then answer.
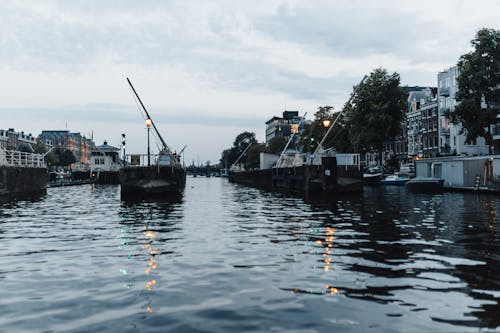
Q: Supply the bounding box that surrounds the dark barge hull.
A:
[229,157,362,195]
[0,166,47,201]
[73,170,121,185]
[120,165,186,197]
[91,171,120,184]
[405,178,444,193]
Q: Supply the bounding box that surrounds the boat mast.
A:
[126,78,169,151]
[312,75,367,158]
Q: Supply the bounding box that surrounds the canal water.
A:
[0,178,499,332]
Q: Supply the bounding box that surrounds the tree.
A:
[220,148,238,167]
[58,150,77,166]
[245,143,266,170]
[300,106,335,153]
[298,105,354,153]
[266,136,288,154]
[233,132,257,154]
[450,28,500,153]
[346,68,407,160]
[44,150,58,166]
[33,138,48,154]
[219,131,258,168]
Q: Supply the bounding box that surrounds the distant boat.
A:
[220,168,229,178]
[405,177,444,193]
[380,173,410,186]
[363,166,383,184]
[120,78,186,197]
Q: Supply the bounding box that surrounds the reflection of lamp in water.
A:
[145,118,152,166]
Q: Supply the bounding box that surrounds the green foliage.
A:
[33,138,48,154]
[245,143,266,170]
[220,148,238,167]
[451,28,500,149]
[265,136,288,154]
[233,132,257,153]
[300,106,335,153]
[44,151,59,166]
[57,150,77,166]
[347,68,407,155]
[220,131,258,168]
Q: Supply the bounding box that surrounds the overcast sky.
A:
[1,0,499,164]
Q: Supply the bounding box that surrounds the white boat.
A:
[363,166,383,184]
[380,173,410,186]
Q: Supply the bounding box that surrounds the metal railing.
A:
[0,149,46,168]
[124,153,161,167]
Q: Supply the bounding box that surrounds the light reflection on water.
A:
[0,179,498,332]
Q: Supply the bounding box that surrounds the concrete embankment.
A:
[0,166,48,199]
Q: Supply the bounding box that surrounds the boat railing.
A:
[123,153,181,167]
[0,148,46,168]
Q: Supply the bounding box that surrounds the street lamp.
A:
[145,118,152,166]
[322,119,331,129]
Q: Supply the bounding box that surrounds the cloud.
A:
[1,0,499,162]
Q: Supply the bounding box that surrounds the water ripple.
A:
[0,180,498,332]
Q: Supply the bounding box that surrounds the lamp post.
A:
[322,119,331,130]
[145,118,152,166]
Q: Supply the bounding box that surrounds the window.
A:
[433,163,442,178]
[94,157,105,165]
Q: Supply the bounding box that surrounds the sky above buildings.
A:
[1,0,499,164]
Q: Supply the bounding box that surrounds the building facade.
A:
[90,141,121,172]
[406,88,439,159]
[437,66,489,156]
[0,128,36,152]
[265,111,304,143]
[39,130,95,164]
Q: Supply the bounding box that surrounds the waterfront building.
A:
[437,66,489,156]
[491,73,500,152]
[39,130,95,164]
[382,87,431,166]
[0,128,36,152]
[90,141,121,172]
[406,88,439,159]
[265,111,305,143]
[89,141,121,184]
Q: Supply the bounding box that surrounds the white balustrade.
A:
[0,148,46,168]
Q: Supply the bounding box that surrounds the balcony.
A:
[439,87,450,96]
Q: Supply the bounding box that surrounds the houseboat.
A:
[414,155,500,192]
